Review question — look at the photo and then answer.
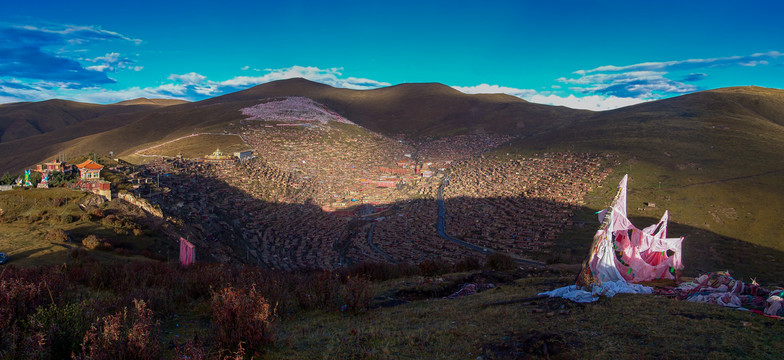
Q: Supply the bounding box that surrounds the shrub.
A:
[345,261,420,281]
[141,250,166,262]
[176,339,208,360]
[418,259,453,276]
[295,271,341,310]
[89,209,106,219]
[211,285,274,352]
[52,198,66,207]
[82,235,102,250]
[114,248,134,257]
[70,248,93,261]
[454,257,483,272]
[45,229,69,243]
[97,241,114,251]
[76,299,160,360]
[484,253,517,271]
[61,214,76,224]
[342,275,372,312]
[132,228,144,237]
[28,302,92,359]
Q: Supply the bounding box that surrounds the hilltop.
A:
[113,97,189,106]
[0,79,587,175]
[504,86,784,252]
[0,99,178,144]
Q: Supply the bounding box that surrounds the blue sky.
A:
[1,0,783,110]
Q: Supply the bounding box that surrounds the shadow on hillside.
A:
[139,170,784,285]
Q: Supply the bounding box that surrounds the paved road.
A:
[436,176,545,267]
[436,183,493,254]
[366,222,396,263]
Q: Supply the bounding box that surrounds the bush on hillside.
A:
[82,235,102,250]
[342,274,372,312]
[484,253,517,271]
[45,229,69,243]
[28,303,92,359]
[76,299,160,360]
[211,285,274,352]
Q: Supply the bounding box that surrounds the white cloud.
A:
[86,65,110,72]
[451,83,646,111]
[88,52,121,63]
[241,65,250,70]
[562,51,784,99]
[577,51,783,74]
[168,72,208,86]
[168,66,392,92]
[451,84,537,98]
[19,24,143,45]
[0,79,191,104]
[82,52,138,73]
[527,94,647,111]
[0,66,394,104]
[213,65,391,90]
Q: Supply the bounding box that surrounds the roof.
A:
[76,160,104,170]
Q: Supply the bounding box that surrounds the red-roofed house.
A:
[76,160,103,181]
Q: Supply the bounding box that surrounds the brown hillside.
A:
[0,78,587,173]
[0,99,176,144]
[114,97,189,106]
[211,78,589,136]
[505,86,784,251]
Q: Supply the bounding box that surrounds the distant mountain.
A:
[0,99,174,144]
[211,78,589,136]
[0,78,591,173]
[114,98,189,106]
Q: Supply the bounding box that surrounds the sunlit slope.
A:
[505,86,784,250]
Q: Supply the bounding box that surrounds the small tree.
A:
[29,171,42,187]
[48,171,75,187]
[0,172,15,185]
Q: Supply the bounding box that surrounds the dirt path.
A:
[674,169,784,188]
[132,132,247,158]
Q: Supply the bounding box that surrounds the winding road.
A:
[366,222,396,263]
[436,175,545,266]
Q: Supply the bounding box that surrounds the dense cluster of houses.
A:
[24,113,610,269]
[443,153,611,256]
[120,117,609,269]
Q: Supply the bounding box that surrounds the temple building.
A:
[35,160,73,174]
[76,160,104,181]
[203,148,235,162]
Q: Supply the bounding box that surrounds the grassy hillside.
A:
[135,134,251,159]
[209,78,588,136]
[0,187,169,266]
[0,99,180,144]
[498,86,784,252]
[1,258,782,359]
[113,98,189,106]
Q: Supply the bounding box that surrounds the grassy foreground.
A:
[273,274,784,359]
[2,256,782,360]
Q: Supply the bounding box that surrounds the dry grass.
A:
[0,188,163,266]
[136,133,251,159]
[268,272,784,359]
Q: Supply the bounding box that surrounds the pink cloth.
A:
[179,238,196,266]
[588,175,684,283]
